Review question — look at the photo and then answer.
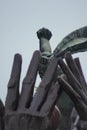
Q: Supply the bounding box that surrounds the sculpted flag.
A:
[37,26,87,78]
[53,26,87,58]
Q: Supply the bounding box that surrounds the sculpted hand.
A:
[37,28,52,41]
[58,52,87,120]
[5,51,61,130]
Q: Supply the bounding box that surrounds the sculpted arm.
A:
[58,52,87,129]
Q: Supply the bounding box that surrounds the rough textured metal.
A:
[0,27,87,130]
[58,52,87,129]
[53,26,87,57]
[37,27,87,130]
[4,50,61,130]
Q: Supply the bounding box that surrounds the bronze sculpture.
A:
[0,27,87,130]
[58,52,87,130]
[3,51,61,130]
[37,26,87,78]
[37,26,87,129]
[3,51,87,130]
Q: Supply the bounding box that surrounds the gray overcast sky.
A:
[0,0,87,102]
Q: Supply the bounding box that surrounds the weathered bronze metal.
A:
[0,27,87,130]
[37,26,87,130]
[4,51,61,130]
[58,52,87,129]
[37,26,87,78]
[53,26,87,57]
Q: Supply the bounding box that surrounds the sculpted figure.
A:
[0,27,87,130]
[37,26,87,78]
[37,27,87,130]
[0,50,87,130]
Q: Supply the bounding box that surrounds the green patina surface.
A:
[53,26,87,57]
[57,91,74,130]
[38,26,87,129]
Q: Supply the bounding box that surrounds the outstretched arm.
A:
[58,52,87,121]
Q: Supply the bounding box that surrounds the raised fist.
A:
[37,28,52,40]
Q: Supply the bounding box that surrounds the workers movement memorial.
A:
[0,26,87,130]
